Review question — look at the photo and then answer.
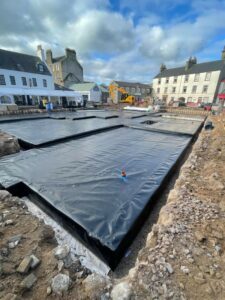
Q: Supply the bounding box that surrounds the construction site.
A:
[0,103,224,300]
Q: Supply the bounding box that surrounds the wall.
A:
[0,68,54,90]
[90,88,101,102]
[62,58,83,88]
[152,70,221,103]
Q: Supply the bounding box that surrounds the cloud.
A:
[66,10,135,55]
[0,0,225,82]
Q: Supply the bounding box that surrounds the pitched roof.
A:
[154,60,225,78]
[0,48,51,76]
[114,81,151,88]
[69,82,98,91]
[99,85,109,93]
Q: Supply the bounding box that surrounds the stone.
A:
[20,273,37,291]
[0,247,9,257]
[47,286,52,295]
[8,235,22,249]
[39,225,56,244]
[57,260,64,272]
[51,273,70,295]
[17,256,32,274]
[165,263,174,274]
[180,266,189,274]
[111,282,132,300]
[5,219,14,226]
[30,255,40,269]
[53,245,70,260]
[83,273,108,297]
[0,190,11,201]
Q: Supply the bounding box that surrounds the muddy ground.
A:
[0,114,225,299]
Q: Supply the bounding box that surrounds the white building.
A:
[152,47,225,105]
[69,82,102,105]
[0,47,82,107]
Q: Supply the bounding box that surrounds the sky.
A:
[1,0,225,84]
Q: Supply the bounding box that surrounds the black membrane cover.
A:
[0,127,191,268]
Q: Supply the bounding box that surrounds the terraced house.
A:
[152,47,225,105]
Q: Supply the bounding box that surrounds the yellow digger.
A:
[109,84,135,105]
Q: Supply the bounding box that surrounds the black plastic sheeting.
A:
[0,118,122,148]
[0,127,191,268]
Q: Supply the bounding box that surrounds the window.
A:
[164,87,168,93]
[39,64,44,72]
[194,74,200,82]
[157,88,160,93]
[43,79,47,87]
[183,86,187,93]
[198,97,202,103]
[205,72,211,81]
[187,97,192,102]
[9,75,16,85]
[131,87,135,93]
[158,78,161,84]
[136,87,140,93]
[192,85,197,93]
[203,97,209,102]
[0,75,6,85]
[22,77,27,86]
[173,76,178,83]
[146,89,150,93]
[184,75,189,82]
[142,88,145,93]
[172,87,176,93]
[202,85,208,93]
[32,78,37,87]
[166,77,169,84]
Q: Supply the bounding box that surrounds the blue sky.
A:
[0,0,225,83]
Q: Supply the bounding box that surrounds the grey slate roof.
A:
[154,60,225,78]
[114,81,151,88]
[54,83,73,91]
[0,48,51,76]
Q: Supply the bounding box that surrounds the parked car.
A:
[203,103,212,111]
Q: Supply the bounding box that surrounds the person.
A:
[46,100,53,115]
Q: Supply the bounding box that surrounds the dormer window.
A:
[37,63,44,72]
[39,64,44,72]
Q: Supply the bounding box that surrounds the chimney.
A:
[185,56,197,70]
[160,63,167,73]
[222,46,225,60]
[46,49,53,64]
[65,48,76,60]
[37,45,45,62]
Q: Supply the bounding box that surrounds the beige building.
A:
[152,47,225,105]
[110,80,151,103]
[45,47,83,88]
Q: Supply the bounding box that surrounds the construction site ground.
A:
[0,112,225,299]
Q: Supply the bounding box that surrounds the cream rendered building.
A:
[152,48,225,105]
